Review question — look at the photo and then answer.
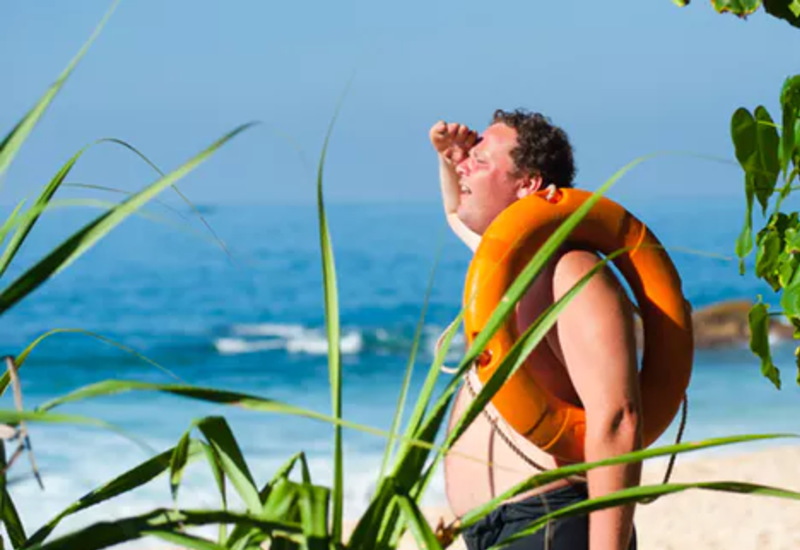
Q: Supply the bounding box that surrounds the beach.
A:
[392,444,800,550]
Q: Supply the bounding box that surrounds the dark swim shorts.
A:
[461,483,637,550]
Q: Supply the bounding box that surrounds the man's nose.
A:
[456,159,470,177]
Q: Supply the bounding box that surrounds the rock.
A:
[634,299,795,350]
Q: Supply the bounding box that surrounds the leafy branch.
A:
[733,75,800,388]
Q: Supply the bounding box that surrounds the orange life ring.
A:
[462,188,693,463]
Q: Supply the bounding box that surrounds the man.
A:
[430,110,641,550]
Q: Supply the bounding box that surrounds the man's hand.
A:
[429,121,478,165]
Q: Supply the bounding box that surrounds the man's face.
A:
[455,123,536,234]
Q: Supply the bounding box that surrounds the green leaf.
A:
[711,0,762,16]
[226,452,311,549]
[779,75,800,176]
[755,227,782,282]
[0,143,92,278]
[763,0,800,27]
[379,240,443,482]
[314,92,346,546]
[169,428,192,503]
[0,1,119,179]
[200,441,228,545]
[0,200,28,247]
[748,301,781,389]
[0,137,233,279]
[29,508,302,550]
[754,106,781,211]
[77,138,237,263]
[776,251,799,287]
[196,417,261,514]
[795,346,800,385]
[0,442,27,549]
[262,478,303,519]
[0,327,184,398]
[26,439,205,546]
[394,490,443,550]
[297,484,330,550]
[200,441,226,509]
[35,380,435,451]
[0,486,25,550]
[731,107,780,214]
[0,123,254,316]
[784,226,800,252]
[782,282,800,318]
[736,186,755,274]
[672,0,690,6]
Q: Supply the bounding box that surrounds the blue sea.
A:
[1,195,799,547]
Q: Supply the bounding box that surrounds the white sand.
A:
[390,445,800,549]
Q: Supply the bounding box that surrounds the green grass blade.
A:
[149,531,226,550]
[199,440,228,544]
[0,142,95,278]
[394,491,443,550]
[197,416,261,514]
[34,380,446,456]
[315,96,346,546]
[346,477,395,548]
[28,508,303,550]
[262,479,302,520]
[0,409,154,461]
[1,442,27,549]
[461,432,798,528]
[0,196,221,258]
[0,327,185,398]
[491,479,800,549]
[92,137,235,262]
[378,237,444,482]
[26,439,206,546]
[297,484,331,550]
[267,452,312,488]
[397,314,462,459]
[0,123,254,316]
[65,182,188,219]
[0,200,28,246]
[196,417,261,514]
[1,485,25,550]
[169,428,192,503]
[0,1,119,180]
[0,409,119,429]
[225,452,310,549]
[0,133,205,278]
[202,440,227,507]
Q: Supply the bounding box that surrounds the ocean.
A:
[0,194,799,547]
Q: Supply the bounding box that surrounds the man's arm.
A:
[551,250,642,550]
[429,121,481,251]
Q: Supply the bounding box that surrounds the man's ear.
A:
[516,174,544,198]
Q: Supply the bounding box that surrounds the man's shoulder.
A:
[551,248,621,298]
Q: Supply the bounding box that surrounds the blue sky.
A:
[1,1,799,205]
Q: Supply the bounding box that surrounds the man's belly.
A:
[443,370,584,518]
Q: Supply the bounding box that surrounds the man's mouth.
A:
[459,184,471,195]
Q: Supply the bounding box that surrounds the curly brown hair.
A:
[492,109,576,188]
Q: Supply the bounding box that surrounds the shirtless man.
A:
[430,110,641,550]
